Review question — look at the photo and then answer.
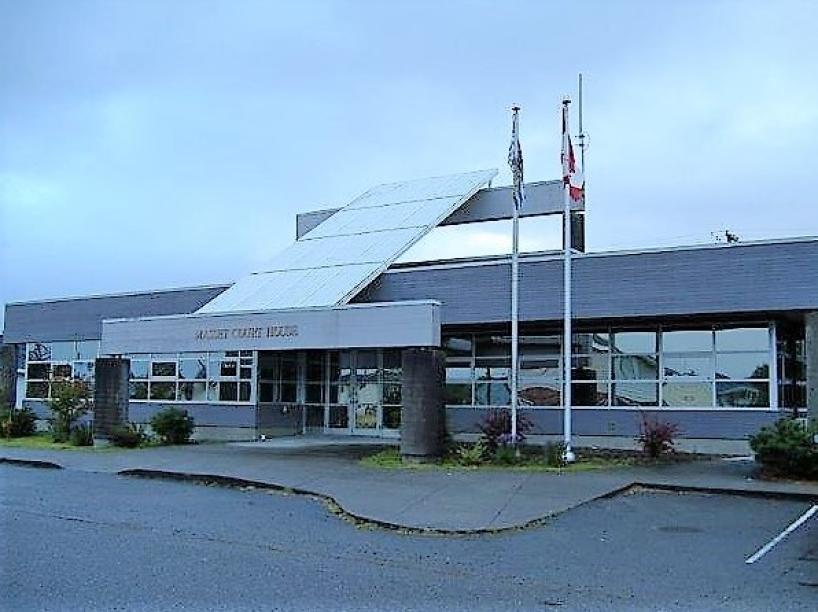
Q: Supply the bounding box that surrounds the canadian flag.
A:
[562,104,584,202]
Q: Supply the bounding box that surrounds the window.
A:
[572,332,609,407]
[441,325,775,410]
[658,326,772,409]
[519,334,561,407]
[612,330,659,407]
[778,334,806,410]
[126,351,255,404]
[714,328,770,408]
[257,352,298,404]
[24,340,99,400]
[305,351,326,405]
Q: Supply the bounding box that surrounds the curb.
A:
[632,481,818,503]
[0,457,63,470]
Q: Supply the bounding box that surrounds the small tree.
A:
[48,380,91,443]
[478,408,533,455]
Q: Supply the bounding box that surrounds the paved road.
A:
[1,465,816,611]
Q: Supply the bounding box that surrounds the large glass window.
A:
[257,352,297,404]
[714,328,770,408]
[24,340,99,400]
[441,325,775,410]
[126,351,255,404]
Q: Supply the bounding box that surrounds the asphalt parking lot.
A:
[1,465,816,611]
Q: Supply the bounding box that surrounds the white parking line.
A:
[745,504,818,565]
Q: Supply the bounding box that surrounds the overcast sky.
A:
[2,0,817,330]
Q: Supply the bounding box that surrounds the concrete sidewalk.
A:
[2,443,817,532]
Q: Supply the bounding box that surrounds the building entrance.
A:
[326,349,402,438]
[258,349,402,438]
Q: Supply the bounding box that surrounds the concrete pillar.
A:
[0,343,15,409]
[400,348,445,462]
[806,312,818,422]
[93,357,130,444]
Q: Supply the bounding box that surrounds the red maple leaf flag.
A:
[561,104,584,202]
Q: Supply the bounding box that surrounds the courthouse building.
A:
[2,169,817,448]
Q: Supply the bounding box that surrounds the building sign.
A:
[194,325,299,341]
[101,301,440,355]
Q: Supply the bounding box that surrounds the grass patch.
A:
[0,433,158,452]
[360,447,634,472]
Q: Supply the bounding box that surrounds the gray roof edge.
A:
[102,299,443,325]
[385,235,818,274]
[296,178,563,220]
[5,282,233,307]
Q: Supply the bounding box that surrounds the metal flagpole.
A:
[508,106,524,444]
[562,97,576,463]
[578,73,586,172]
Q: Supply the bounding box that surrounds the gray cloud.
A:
[2,0,817,329]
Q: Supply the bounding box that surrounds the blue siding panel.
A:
[446,407,780,440]
[129,403,256,427]
[3,285,230,343]
[360,240,818,324]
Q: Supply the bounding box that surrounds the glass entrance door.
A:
[321,349,402,437]
[351,350,380,435]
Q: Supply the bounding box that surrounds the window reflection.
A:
[662,382,712,407]
[716,328,768,352]
[716,381,769,407]
[662,330,712,352]
[715,353,769,380]
[612,382,659,406]
[611,331,657,354]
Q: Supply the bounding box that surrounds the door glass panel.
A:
[355,404,378,429]
[382,405,401,430]
[328,405,348,428]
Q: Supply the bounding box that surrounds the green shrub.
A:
[493,444,518,466]
[544,441,567,467]
[150,408,194,445]
[749,419,818,479]
[70,423,94,446]
[0,406,37,438]
[454,440,487,466]
[48,381,91,442]
[110,423,147,448]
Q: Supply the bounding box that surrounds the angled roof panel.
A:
[197,169,497,313]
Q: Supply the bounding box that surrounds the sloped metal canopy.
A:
[197,169,497,313]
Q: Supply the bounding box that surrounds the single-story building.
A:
[2,169,817,452]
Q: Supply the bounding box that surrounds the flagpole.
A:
[509,106,521,444]
[562,97,576,463]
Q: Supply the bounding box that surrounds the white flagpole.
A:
[509,106,521,443]
[562,97,576,463]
